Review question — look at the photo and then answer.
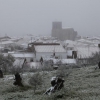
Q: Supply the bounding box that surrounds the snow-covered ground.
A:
[0,65,100,100]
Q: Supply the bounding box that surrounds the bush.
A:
[29,72,43,93]
[41,65,54,72]
[0,54,15,73]
[56,65,71,77]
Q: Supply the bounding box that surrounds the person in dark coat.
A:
[54,77,64,90]
[40,57,43,65]
[0,69,3,78]
[44,76,65,95]
[13,72,24,87]
[51,77,56,86]
[98,61,100,69]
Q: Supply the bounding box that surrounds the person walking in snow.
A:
[98,61,100,69]
[0,69,3,78]
[13,72,24,87]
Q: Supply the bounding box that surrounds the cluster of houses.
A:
[0,35,100,69]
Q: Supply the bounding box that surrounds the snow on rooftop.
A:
[64,40,75,44]
[0,40,14,45]
[87,37,100,40]
[34,45,66,52]
[77,39,92,43]
[63,40,76,47]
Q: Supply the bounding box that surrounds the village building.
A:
[27,42,67,61]
[0,40,15,47]
[0,36,11,41]
[34,44,67,61]
[8,52,35,62]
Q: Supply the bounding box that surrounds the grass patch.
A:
[3,85,32,93]
[86,73,100,78]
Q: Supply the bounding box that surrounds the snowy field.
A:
[0,65,100,100]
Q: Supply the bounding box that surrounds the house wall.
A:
[9,53,35,62]
[35,52,67,61]
[0,43,15,48]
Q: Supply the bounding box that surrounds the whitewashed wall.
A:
[9,52,35,62]
[35,52,67,61]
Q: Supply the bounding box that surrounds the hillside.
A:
[0,65,100,100]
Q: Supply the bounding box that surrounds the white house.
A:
[0,40,15,47]
[8,52,35,62]
[34,45,67,61]
[76,38,100,58]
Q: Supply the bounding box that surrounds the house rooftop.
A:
[0,36,11,40]
[34,45,66,52]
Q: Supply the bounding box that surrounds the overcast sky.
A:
[0,0,100,37]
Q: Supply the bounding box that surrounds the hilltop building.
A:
[51,22,77,41]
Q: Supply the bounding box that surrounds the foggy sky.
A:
[0,0,100,37]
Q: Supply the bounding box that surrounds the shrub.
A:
[41,65,53,72]
[56,65,71,77]
[29,72,43,93]
[0,54,15,73]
